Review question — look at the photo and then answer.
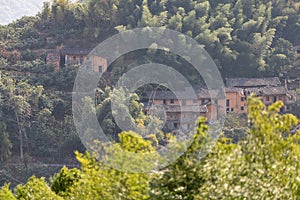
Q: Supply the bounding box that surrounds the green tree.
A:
[0,122,12,162]
[196,96,300,199]
[15,176,63,200]
[96,87,156,140]
[1,97,300,199]
[223,112,247,143]
[0,184,16,200]
[84,0,118,38]
[0,72,49,161]
[152,96,300,199]
[66,133,153,199]
[50,167,81,198]
[150,118,211,199]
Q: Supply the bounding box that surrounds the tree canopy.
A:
[0,97,300,199]
[1,0,300,198]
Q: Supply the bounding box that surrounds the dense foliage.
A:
[1,0,300,198]
[1,0,299,77]
[0,97,299,199]
[0,72,84,163]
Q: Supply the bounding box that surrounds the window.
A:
[80,56,84,64]
[163,100,166,105]
[170,99,174,104]
[231,108,234,112]
[241,106,244,111]
[174,123,178,129]
[266,96,270,101]
[273,96,277,102]
[279,96,282,100]
[98,66,102,73]
[201,99,206,104]
[73,56,76,61]
[226,108,230,113]
[182,99,186,106]
[65,55,69,64]
[193,99,197,104]
[226,99,230,107]
[241,97,245,101]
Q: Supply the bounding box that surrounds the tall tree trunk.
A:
[15,112,23,160]
[19,129,23,160]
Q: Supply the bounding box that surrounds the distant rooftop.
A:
[144,88,225,100]
[249,86,287,95]
[226,77,281,88]
[61,48,93,55]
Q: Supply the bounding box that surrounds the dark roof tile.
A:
[226,77,281,87]
[61,48,93,55]
[242,86,287,95]
[144,88,225,100]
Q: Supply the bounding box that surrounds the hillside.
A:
[1,0,300,77]
[0,0,300,187]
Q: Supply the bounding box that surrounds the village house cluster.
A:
[46,48,298,132]
[46,48,108,73]
[142,77,295,132]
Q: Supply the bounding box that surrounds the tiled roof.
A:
[260,86,287,95]
[144,91,177,100]
[144,88,225,100]
[61,48,93,55]
[242,86,287,95]
[226,77,281,87]
[144,86,287,101]
[225,87,243,93]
